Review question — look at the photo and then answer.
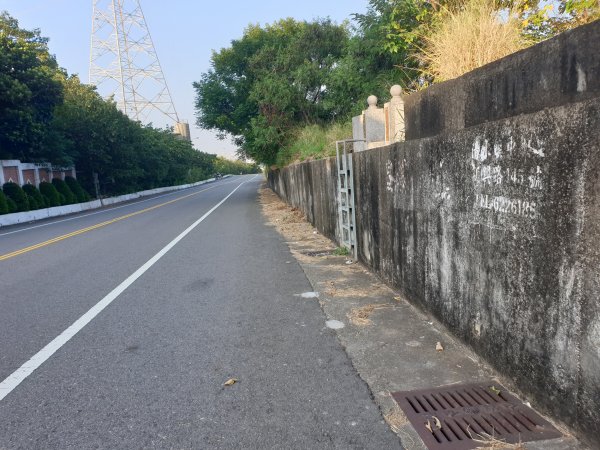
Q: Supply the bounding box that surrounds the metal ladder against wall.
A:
[336,140,362,260]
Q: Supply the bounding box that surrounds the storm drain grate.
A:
[391,382,562,450]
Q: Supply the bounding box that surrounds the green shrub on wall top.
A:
[39,182,61,207]
[65,176,90,203]
[2,182,30,212]
[22,184,46,210]
[52,179,76,205]
[0,189,9,215]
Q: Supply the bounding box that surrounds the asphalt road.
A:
[0,176,401,449]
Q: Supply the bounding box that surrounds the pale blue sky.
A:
[0,0,370,158]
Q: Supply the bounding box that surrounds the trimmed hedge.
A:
[0,189,8,215]
[52,178,76,205]
[22,184,46,210]
[2,182,29,212]
[39,181,61,207]
[65,176,90,203]
[6,197,17,213]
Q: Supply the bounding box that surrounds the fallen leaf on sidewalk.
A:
[223,378,238,386]
[436,342,444,352]
[425,420,433,433]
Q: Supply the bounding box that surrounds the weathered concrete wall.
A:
[354,96,600,443]
[267,158,338,243]
[268,22,600,444]
[405,21,600,140]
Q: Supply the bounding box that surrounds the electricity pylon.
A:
[89,0,186,134]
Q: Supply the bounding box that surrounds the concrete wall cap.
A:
[390,85,402,97]
[367,95,378,108]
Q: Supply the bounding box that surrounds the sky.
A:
[0,0,371,159]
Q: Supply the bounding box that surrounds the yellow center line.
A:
[0,184,222,262]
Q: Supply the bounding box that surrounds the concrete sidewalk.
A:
[260,185,584,450]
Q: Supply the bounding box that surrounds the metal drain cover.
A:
[391,382,562,450]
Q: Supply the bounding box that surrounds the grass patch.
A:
[276,122,352,168]
[333,246,349,256]
[419,0,526,82]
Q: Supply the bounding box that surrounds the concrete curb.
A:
[0,176,230,228]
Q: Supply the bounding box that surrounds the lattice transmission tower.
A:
[89,0,189,138]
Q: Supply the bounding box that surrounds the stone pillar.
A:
[16,161,24,185]
[387,85,405,142]
[364,95,386,149]
[352,114,366,152]
[0,162,5,185]
[34,167,40,186]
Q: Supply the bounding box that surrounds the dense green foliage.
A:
[0,13,64,162]
[2,182,29,211]
[194,18,407,166]
[64,176,90,203]
[38,181,61,207]
[0,189,9,214]
[0,13,250,197]
[194,3,597,167]
[356,0,599,60]
[22,184,45,210]
[213,157,261,175]
[6,196,17,213]
[52,178,76,205]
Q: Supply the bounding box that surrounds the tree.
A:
[0,189,9,214]
[65,176,90,203]
[214,156,260,175]
[360,0,600,59]
[0,12,64,161]
[2,182,29,211]
[38,181,61,207]
[0,14,216,196]
[514,0,600,41]
[52,179,76,204]
[23,184,46,209]
[52,75,216,196]
[194,19,352,165]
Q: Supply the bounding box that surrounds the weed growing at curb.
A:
[333,246,349,256]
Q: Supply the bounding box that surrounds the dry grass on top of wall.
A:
[419,0,527,82]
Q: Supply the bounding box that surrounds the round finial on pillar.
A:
[390,85,402,98]
[367,95,378,109]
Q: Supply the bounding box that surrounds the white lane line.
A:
[0,178,239,237]
[0,179,250,402]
